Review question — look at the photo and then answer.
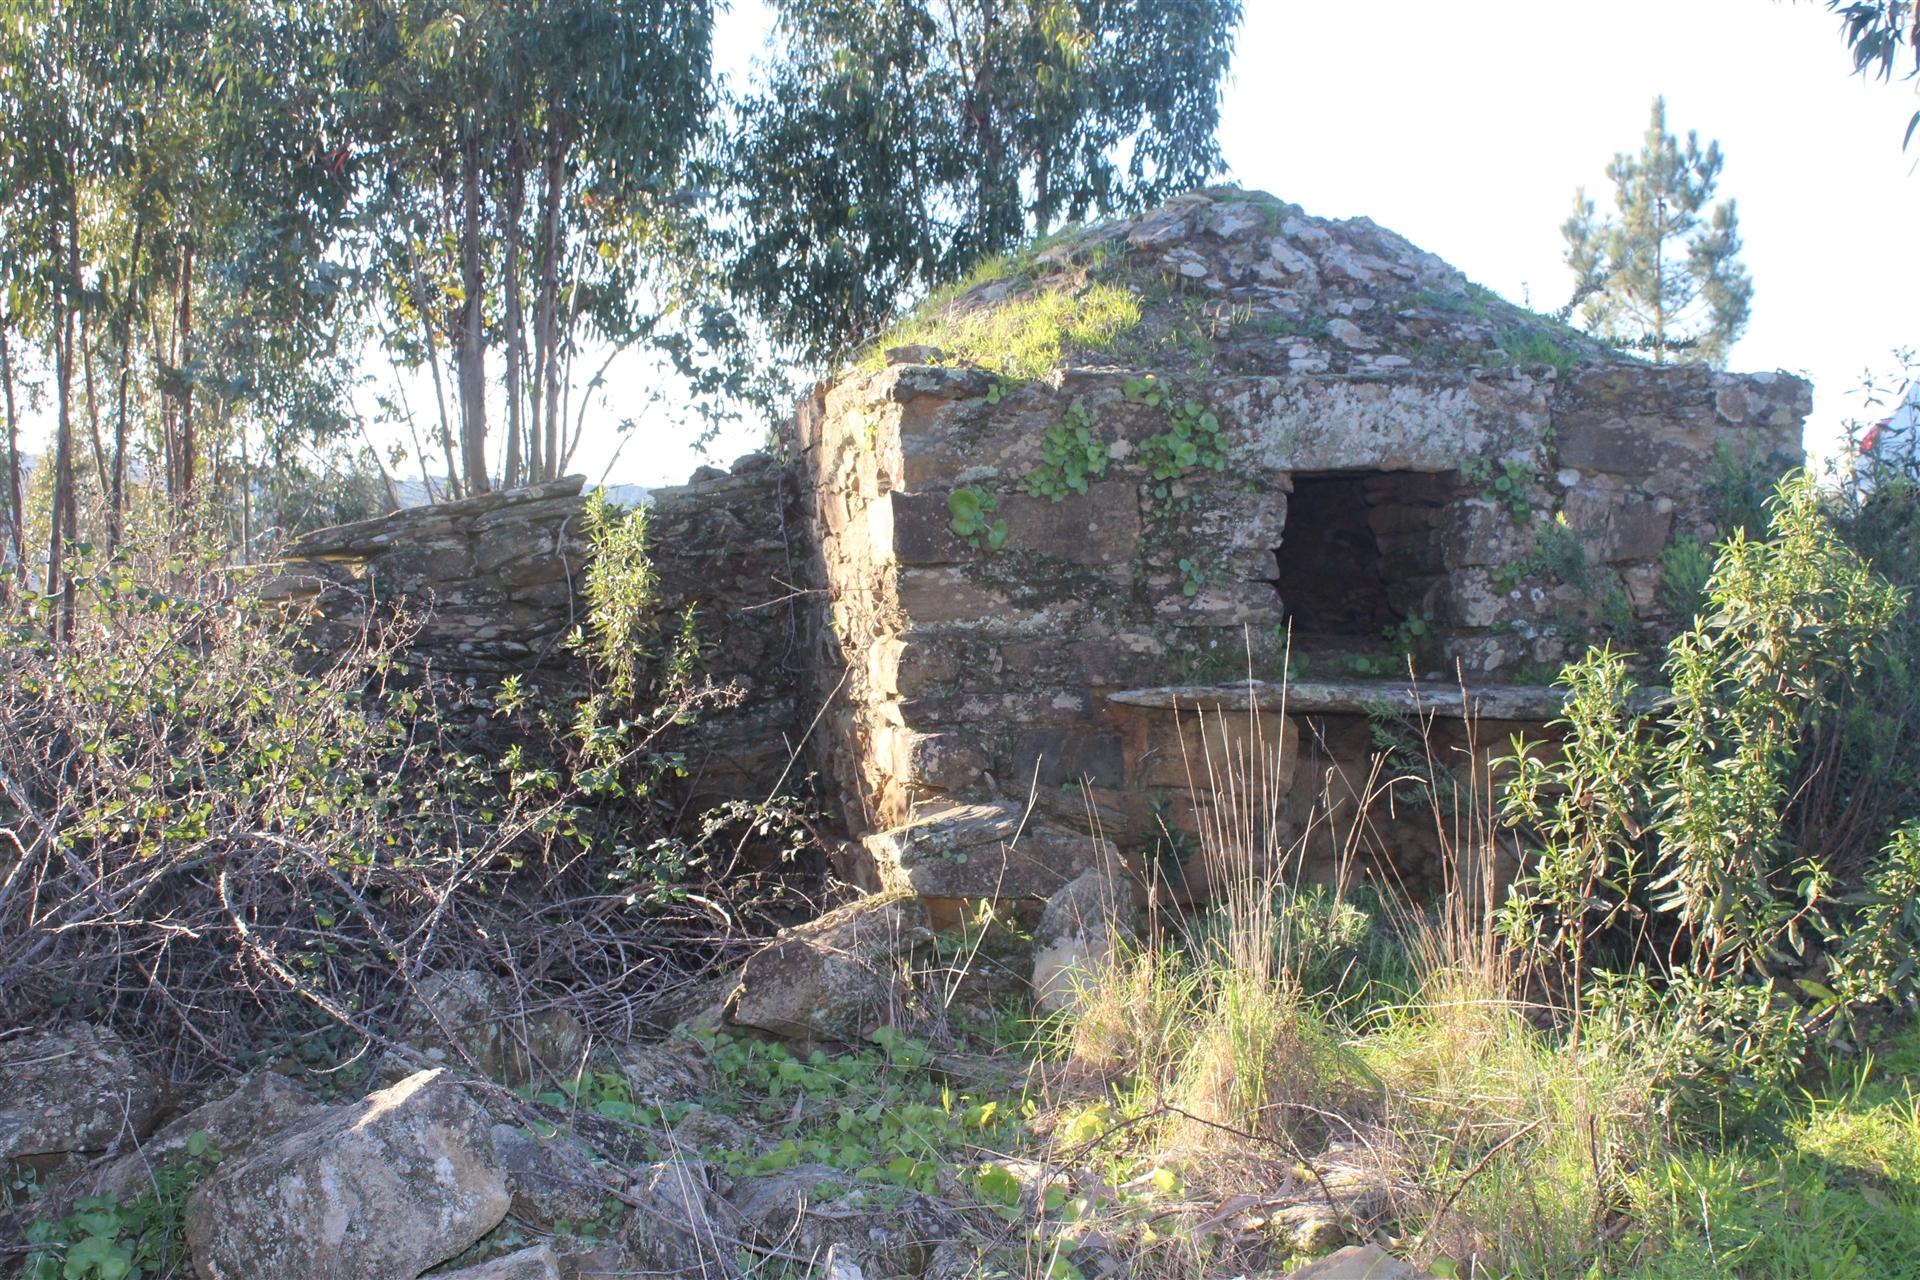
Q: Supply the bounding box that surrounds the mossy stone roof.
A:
[863,186,1616,383]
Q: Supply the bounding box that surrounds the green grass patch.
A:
[862,277,1143,382]
[1631,1032,1920,1278]
[1495,324,1581,375]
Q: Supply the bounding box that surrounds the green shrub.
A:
[22,1134,221,1278]
[1498,473,1915,1097]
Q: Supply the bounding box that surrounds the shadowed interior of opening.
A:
[1273,470,1453,649]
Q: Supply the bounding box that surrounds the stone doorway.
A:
[1272,470,1455,652]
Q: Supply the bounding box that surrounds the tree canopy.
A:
[1561,96,1753,368]
[726,0,1244,363]
[0,0,1245,611]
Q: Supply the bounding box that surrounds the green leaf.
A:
[974,1163,1021,1206]
[64,1236,133,1280]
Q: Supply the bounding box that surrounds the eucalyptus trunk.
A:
[501,147,527,490]
[457,125,490,494]
[0,321,22,591]
[532,124,566,484]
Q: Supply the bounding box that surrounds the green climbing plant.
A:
[1129,375,1229,499]
[1025,402,1111,500]
[948,486,1009,550]
[1462,456,1543,523]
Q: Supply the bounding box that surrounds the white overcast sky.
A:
[654,0,1920,488]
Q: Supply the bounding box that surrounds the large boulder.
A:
[394,969,587,1088]
[0,1023,160,1158]
[93,1072,324,1199]
[185,1069,509,1280]
[728,893,931,1041]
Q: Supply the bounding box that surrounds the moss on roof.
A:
[856,186,1619,383]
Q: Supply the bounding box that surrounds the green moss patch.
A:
[863,276,1142,382]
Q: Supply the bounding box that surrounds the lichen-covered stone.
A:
[435,1245,564,1280]
[1285,1244,1432,1280]
[728,893,930,1041]
[93,1072,323,1199]
[598,1038,709,1106]
[490,1123,610,1226]
[725,1163,962,1276]
[394,969,586,1088]
[1031,866,1133,1016]
[0,1023,159,1158]
[858,803,1116,900]
[184,1069,508,1280]
[626,1158,723,1272]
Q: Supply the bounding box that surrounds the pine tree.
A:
[1562,97,1753,367]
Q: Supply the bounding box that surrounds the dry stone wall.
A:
[791,188,1809,898]
[262,476,592,670]
[261,187,1812,907]
[266,456,806,806]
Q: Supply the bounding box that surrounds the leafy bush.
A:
[1498,473,1917,1097]
[21,1135,221,1279]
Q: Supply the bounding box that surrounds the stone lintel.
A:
[1107,678,1669,721]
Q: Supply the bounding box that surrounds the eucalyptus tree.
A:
[727,0,1246,363]
[1822,0,1919,147]
[0,0,96,623]
[341,0,731,494]
[0,0,360,598]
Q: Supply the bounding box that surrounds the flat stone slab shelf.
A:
[1107,678,1669,721]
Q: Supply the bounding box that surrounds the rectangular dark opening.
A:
[1273,470,1452,649]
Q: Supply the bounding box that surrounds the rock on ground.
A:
[394,968,587,1088]
[1286,1244,1434,1279]
[0,1023,160,1158]
[490,1123,611,1226]
[93,1072,324,1200]
[728,892,931,1041]
[818,1245,867,1280]
[1030,865,1132,1016]
[626,1158,724,1273]
[1033,864,1131,948]
[435,1245,563,1279]
[726,1163,961,1277]
[185,1068,508,1280]
[600,1037,708,1105]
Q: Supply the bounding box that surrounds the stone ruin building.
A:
[274,187,1808,917]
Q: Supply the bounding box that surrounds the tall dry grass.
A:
[1047,676,1676,1277]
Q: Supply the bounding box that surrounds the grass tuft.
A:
[861,274,1143,381]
